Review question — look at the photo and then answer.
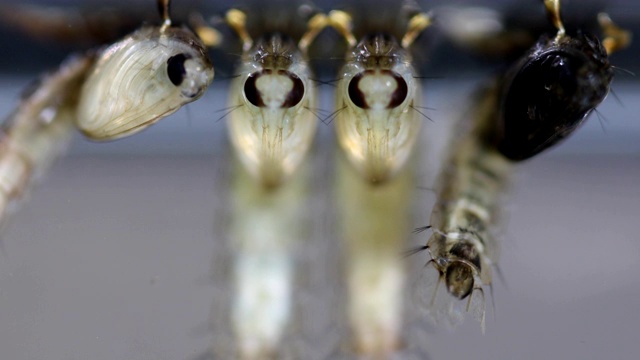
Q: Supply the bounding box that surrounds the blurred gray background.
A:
[0,1,639,359]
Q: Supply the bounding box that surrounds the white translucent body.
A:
[335,38,421,183]
[77,26,213,140]
[227,37,317,188]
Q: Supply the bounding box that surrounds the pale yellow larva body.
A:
[0,54,94,219]
[227,34,317,188]
[227,158,308,358]
[336,154,414,355]
[76,26,214,140]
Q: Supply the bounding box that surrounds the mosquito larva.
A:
[0,54,94,220]
[76,0,214,141]
[225,8,327,188]
[328,9,431,183]
[327,4,432,355]
[415,0,631,331]
[493,0,631,161]
[413,83,510,332]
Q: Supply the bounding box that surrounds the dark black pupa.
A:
[495,32,613,161]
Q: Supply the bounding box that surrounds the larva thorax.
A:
[336,33,421,183]
[228,32,316,188]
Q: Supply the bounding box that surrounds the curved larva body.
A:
[335,34,421,183]
[227,34,317,188]
[416,87,511,331]
[76,26,213,140]
[0,55,93,219]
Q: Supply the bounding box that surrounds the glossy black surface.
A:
[496,32,613,161]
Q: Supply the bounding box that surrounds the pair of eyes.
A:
[243,70,305,108]
[237,69,409,109]
[348,70,409,109]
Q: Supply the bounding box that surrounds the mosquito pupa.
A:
[328,7,431,183]
[494,0,631,161]
[76,0,214,141]
[224,6,327,188]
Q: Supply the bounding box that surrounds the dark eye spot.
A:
[386,71,408,108]
[348,72,368,109]
[348,71,408,109]
[166,53,190,86]
[243,72,265,107]
[280,71,305,108]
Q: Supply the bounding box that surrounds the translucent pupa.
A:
[224,6,327,188]
[328,6,431,183]
[76,0,214,140]
[0,0,218,221]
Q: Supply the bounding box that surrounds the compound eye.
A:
[244,71,305,108]
[348,71,409,109]
[348,72,368,109]
[243,72,264,107]
[166,53,190,86]
[387,72,408,108]
[281,71,304,108]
